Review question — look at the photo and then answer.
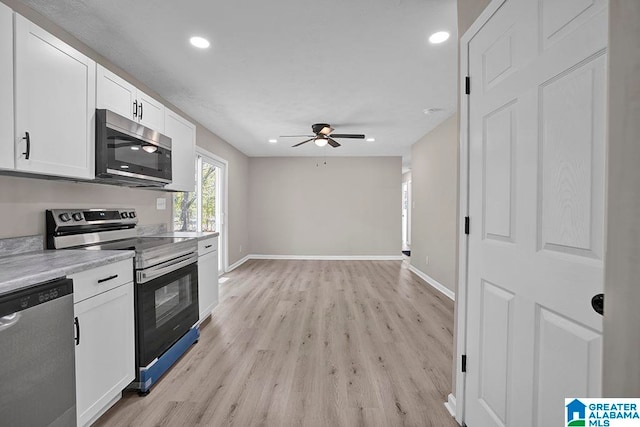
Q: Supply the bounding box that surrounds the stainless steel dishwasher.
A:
[0,277,76,427]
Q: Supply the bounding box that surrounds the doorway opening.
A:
[402,179,412,257]
[173,149,228,273]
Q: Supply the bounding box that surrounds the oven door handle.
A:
[138,247,198,269]
[137,253,197,284]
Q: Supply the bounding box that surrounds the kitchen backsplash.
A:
[0,235,43,256]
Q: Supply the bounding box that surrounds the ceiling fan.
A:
[280,123,365,148]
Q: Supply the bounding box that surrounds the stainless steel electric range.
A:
[46,208,200,394]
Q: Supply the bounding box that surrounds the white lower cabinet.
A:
[70,260,135,427]
[198,236,219,321]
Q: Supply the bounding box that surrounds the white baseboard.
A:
[408,264,455,301]
[249,254,404,261]
[444,393,456,418]
[226,255,250,272]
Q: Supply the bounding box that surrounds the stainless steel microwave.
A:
[95,109,172,187]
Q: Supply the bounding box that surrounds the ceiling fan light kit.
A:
[281,123,366,148]
[314,136,328,147]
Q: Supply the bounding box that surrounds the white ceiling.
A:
[18,0,458,168]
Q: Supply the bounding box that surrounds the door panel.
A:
[137,90,164,132]
[14,14,95,179]
[539,54,606,259]
[533,306,602,426]
[483,101,516,241]
[478,280,514,426]
[96,65,136,120]
[465,0,607,426]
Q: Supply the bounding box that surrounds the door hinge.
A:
[461,354,467,372]
[464,216,470,235]
[465,76,471,95]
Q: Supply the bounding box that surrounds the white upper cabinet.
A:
[14,14,95,180]
[0,3,12,171]
[97,64,164,132]
[137,90,164,131]
[96,65,136,120]
[164,108,196,192]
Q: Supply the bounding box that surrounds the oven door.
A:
[137,262,198,367]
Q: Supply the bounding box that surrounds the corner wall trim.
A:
[444,393,456,418]
[226,255,251,272]
[249,254,404,261]
[408,264,456,301]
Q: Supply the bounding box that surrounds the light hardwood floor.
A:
[95,259,458,427]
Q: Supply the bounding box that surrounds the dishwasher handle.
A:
[74,316,80,346]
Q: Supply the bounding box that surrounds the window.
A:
[173,150,227,273]
[173,155,221,232]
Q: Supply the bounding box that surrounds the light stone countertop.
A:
[0,250,134,297]
[152,231,219,240]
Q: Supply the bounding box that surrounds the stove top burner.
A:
[46,208,198,271]
[81,236,191,252]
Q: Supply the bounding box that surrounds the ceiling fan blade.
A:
[280,134,315,138]
[292,138,314,147]
[329,134,365,139]
[327,138,341,148]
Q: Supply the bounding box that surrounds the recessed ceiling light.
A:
[429,31,450,44]
[130,146,140,150]
[189,36,210,49]
[268,139,277,144]
[366,138,375,142]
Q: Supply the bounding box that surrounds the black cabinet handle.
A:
[591,293,604,316]
[139,102,143,120]
[205,244,213,249]
[97,274,118,284]
[22,132,30,159]
[133,100,138,118]
[74,316,80,346]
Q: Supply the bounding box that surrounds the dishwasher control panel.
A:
[0,278,73,317]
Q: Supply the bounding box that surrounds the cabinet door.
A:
[0,3,13,170]
[14,14,95,179]
[96,64,136,121]
[164,109,196,192]
[198,250,219,321]
[74,283,135,427]
[137,90,164,132]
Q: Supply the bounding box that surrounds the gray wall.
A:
[248,157,401,257]
[409,114,458,292]
[603,0,640,397]
[0,0,250,266]
[0,175,170,238]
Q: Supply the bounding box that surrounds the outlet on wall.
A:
[239,245,243,253]
[425,255,429,265]
[156,197,166,210]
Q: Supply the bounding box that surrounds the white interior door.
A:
[464,0,607,425]
[402,182,408,247]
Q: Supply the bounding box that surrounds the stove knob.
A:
[58,213,71,222]
[72,213,83,221]
[129,211,136,218]
[120,212,128,219]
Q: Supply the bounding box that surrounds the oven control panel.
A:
[47,208,138,226]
